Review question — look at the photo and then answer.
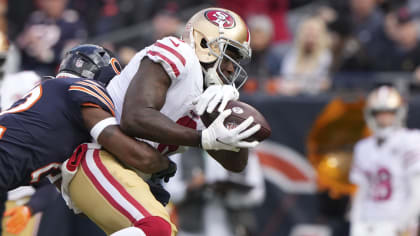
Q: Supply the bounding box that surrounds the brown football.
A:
[200,100,271,142]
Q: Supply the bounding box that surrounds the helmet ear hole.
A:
[200,39,208,49]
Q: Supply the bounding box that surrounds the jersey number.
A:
[0,85,44,183]
[0,85,42,138]
[372,167,393,201]
[0,85,43,115]
[157,115,197,155]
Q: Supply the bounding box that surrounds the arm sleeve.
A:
[68,79,116,116]
[145,37,187,81]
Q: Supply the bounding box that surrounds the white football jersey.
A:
[107,36,204,155]
[350,128,420,222]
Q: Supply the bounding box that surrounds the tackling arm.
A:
[81,107,169,173]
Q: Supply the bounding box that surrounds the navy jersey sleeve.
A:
[68,79,115,116]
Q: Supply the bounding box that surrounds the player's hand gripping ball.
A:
[200,100,271,142]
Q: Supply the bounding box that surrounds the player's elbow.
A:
[120,113,134,133]
[120,110,144,137]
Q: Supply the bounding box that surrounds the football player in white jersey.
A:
[106,7,259,160]
[350,86,420,236]
[63,8,262,236]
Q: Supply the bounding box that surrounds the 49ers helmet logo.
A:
[205,10,235,28]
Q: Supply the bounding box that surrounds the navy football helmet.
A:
[58,44,122,86]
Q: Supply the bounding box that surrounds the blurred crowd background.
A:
[2,0,420,236]
[4,0,420,95]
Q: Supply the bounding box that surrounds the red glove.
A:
[4,205,32,234]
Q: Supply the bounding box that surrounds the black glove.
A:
[146,180,171,206]
[151,160,177,183]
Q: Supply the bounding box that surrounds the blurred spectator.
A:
[269,17,332,96]
[216,0,290,43]
[119,8,183,61]
[94,0,123,36]
[114,6,183,66]
[116,46,137,67]
[350,0,387,64]
[152,10,183,41]
[350,0,384,38]
[0,0,6,35]
[0,1,19,76]
[6,0,35,40]
[17,0,87,76]
[408,0,420,15]
[140,9,183,48]
[2,44,20,76]
[324,0,390,72]
[378,7,420,77]
[0,31,20,77]
[242,15,281,94]
[166,148,265,236]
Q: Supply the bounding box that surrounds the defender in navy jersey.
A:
[0,77,113,189]
[0,45,170,192]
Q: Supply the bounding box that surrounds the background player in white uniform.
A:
[349,86,420,236]
[65,8,262,236]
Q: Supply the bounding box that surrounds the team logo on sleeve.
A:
[205,10,235,28]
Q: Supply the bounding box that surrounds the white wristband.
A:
[90,117,118,142]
